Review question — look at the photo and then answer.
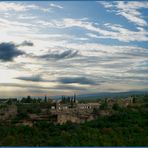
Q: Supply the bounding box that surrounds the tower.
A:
[44,95,47,103]
[74,93,76,103]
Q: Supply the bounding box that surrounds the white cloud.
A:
[49,3,63,9]
[18,14,37,20]
[48,18,148,42]
[0,2,51,12]
[86,33,100,38]
[100,1,148,27]
[1,5,146,44]
[0,2,29,11]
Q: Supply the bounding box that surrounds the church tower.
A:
[74,93,76,103]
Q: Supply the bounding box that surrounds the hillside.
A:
[0,94,147,146]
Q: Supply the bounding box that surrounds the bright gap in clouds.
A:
[0,1,148,97]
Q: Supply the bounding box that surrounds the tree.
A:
[100,102,108,110]
[112,103,120,111]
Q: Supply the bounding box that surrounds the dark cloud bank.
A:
[58,77,97,85]
[0,41,78,63]
[16,75,45,82]
[18,40,34,47]
[15,74,98,86]
[0,82,86,91]
[0,41,34,62]
[0,42,24,62]
[39,49,79,60]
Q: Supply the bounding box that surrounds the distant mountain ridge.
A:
[0,90,147,100]
[76,90,148,100]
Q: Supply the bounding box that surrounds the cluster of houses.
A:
[49,95,134,124]
[0,95,135,125]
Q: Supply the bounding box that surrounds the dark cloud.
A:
[55,84,87,90]
[127,69,148,74]
[39,49,79,60]
[120,51,148,58]
[107,75,148,83]
[58,77,97,85]
[0,82,86,91]
[0,42,24,62]
[99,62,133,69]
[18,40,34,47]
[15,75,45,82]
[15,74,98,87]
[27,89,49,94]
[0,83,46,89]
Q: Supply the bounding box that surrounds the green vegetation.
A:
[0,95,147,146]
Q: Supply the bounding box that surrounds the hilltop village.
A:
[0,94,137,126]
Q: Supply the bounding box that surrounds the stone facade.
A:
[77,102,100,110]
[51,111,96,125]
[56,113,79,124]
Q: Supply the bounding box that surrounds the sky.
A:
[0,1,148,97]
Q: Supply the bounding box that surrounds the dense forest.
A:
[0,95,147,146]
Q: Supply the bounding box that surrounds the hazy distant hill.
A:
[1,90,147,101]
[50,90,148,100]
[76,90,148,100]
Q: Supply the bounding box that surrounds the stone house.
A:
[77,102,100,110]
[51,111,96,125]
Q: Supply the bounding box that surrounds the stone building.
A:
[51,110,96,125]
[77,102,100,110]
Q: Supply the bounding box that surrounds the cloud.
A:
[15,74,45,82]
[18,14,37,20]
[61,42,148,59]
[0,42,24,62]
[86,33,100,38]
[100,1,148,27]
[49,3,63,9]
[0,2,51,13]
[116,1,148,27]
[0,2,29,12]
[55,84,86,90]
[126,68,148,75]
[0,82,86,91]
[49,18,148,42]
[0,1,147,95]
[18,40,34,47]
[0,82,50,90]
[39,49,79,60]
[58,77,98,85]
